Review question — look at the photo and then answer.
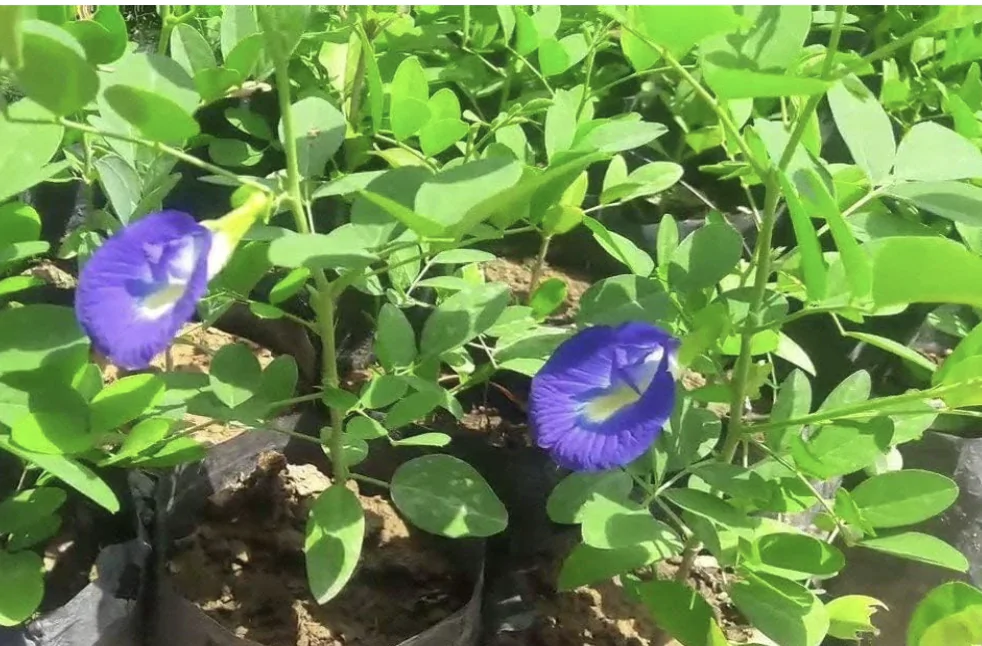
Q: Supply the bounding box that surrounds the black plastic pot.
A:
[0,472,154,646]
[148,420,487,646]
[823,431,982,645]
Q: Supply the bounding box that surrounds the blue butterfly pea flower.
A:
[75,193,270,369]
[530,322,679,472]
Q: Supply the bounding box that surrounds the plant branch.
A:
[721,6,847,463]
[4,116,273,194]
[261,8,347,483]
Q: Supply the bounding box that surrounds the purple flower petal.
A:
[76,211,212,369]
[530,322,678,471]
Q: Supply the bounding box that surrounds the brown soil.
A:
[489,541,753,646]
[97,323,276,447]
[168,450,471,646]
[484,257,591,323]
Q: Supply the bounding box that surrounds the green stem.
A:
[618,22,767,180]
[261,8,347,483]
[721,6,847,464]
[374,133,437,169]
[157,6,172,56]
[349,472,390,489]
[5,116,272,194]
[506,45,554,95]
[721,180,780,462]
[528,234,552,301]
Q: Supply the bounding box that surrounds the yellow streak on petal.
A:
[583,383,643,423]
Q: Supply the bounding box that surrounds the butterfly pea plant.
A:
[3,4,982,644]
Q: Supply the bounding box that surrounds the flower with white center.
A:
[529,322,679,472]
[75,193,269,369]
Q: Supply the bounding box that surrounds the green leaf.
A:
[908,581,982,646]
[730,570,830,646]
[104,85,199,144]
[791,418,893,479]
[357,189,445,238]
[628,6,741,58]
[279,96,345,178]
[635,579,730,646]
[0,201,42,248]
[544,87,580,161]
[95,154,140,224]
[375,304,417,371]
[107,417,172,463]
[887,180,982,227]
[825,595,887,641]
[0,487,66,535]
[775,332,817,376]
[384,390,442,429]
[703,60,830,99]
[6,513,60,551]
[0,305,87,376]
[557,541,667,591]
[0,436,119,512]
[89,373,164,434]
[577,275,675,328]
[209,139,263,167]
[420,283,510,357]
[669,217,743,291]
[305,484,364,604]
[10,384,91,454]
[581,496,684,552]
[346,415,387,440]
[936,320,982,385]
[63,6,126,65]
[659,402,722,471]
[493,154,606,234]
[601,161,682,204]
[220,6,259,59]
[840,330,938,374]
[415,157,524,232]
[0,6,24,69]
[729,6,812,69]
[170,23,217,76]
[919,606,982,646]
[850,469,958,529]
[546,470,633,524]
[209,343,262,408]
[224,32,264,78]
[391,454,508,538]
[663,489,756,530]
[0,99,65,204]
[756,532,846,578]
[390,56,430,141]
[359,375,408,409]
[17,20,98,115]
[267,229,376,271]
[656,214,679,269]
[894,122,982,182]
[827,75,895,185]
[193,67,240,103]
[259,6,308,59]
[419,118,468,157]
[390,432,452,447]
[0,550,43,626]
[583,216,655,276]
[868,236,982,309]
[529,278,567,320]
[801,169,872,303]
[858,532,968,572]
[575,118,668,156]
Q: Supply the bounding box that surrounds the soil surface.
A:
[487,537,753,646]
[169,450,471,646]
[484,257,591,325]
